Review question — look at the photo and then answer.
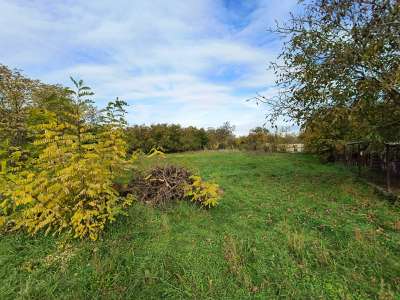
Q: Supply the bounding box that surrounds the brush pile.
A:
[130,165,192,206]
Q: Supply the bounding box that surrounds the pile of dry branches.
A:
[129,165,192,206]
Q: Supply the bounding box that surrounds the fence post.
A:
[358,143,361,176]
[386,144,391,193]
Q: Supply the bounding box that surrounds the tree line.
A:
[126,123,300,153]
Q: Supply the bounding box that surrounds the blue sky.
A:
[0,0,298,135]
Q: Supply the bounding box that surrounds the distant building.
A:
[277,143,304,153]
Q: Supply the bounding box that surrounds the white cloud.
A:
[0,0,297,134]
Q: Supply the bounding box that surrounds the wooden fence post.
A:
[358,143,361,176]
[386,144,392,193]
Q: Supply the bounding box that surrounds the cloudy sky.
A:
[0,0,299,135]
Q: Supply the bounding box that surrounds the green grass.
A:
[1,151,400,299]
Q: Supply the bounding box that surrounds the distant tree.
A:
[0,65,39,147]
[181,126,208,151]
[214,121,236,149]
[250,126,269,135]
[205,127,218,150]
[245,127,270,151]
[126,124,209,153]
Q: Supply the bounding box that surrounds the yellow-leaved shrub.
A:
[0,79,134,240]
[184,175,222,208]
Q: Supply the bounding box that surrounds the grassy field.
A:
[1,152,400,299]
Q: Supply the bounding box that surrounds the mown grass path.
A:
[1,152,399,299]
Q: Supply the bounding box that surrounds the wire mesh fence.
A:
[342,141,400,196]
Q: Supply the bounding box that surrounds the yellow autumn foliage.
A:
[0,80,134,240]
[0,121,134,240]
[184,175,222,208]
